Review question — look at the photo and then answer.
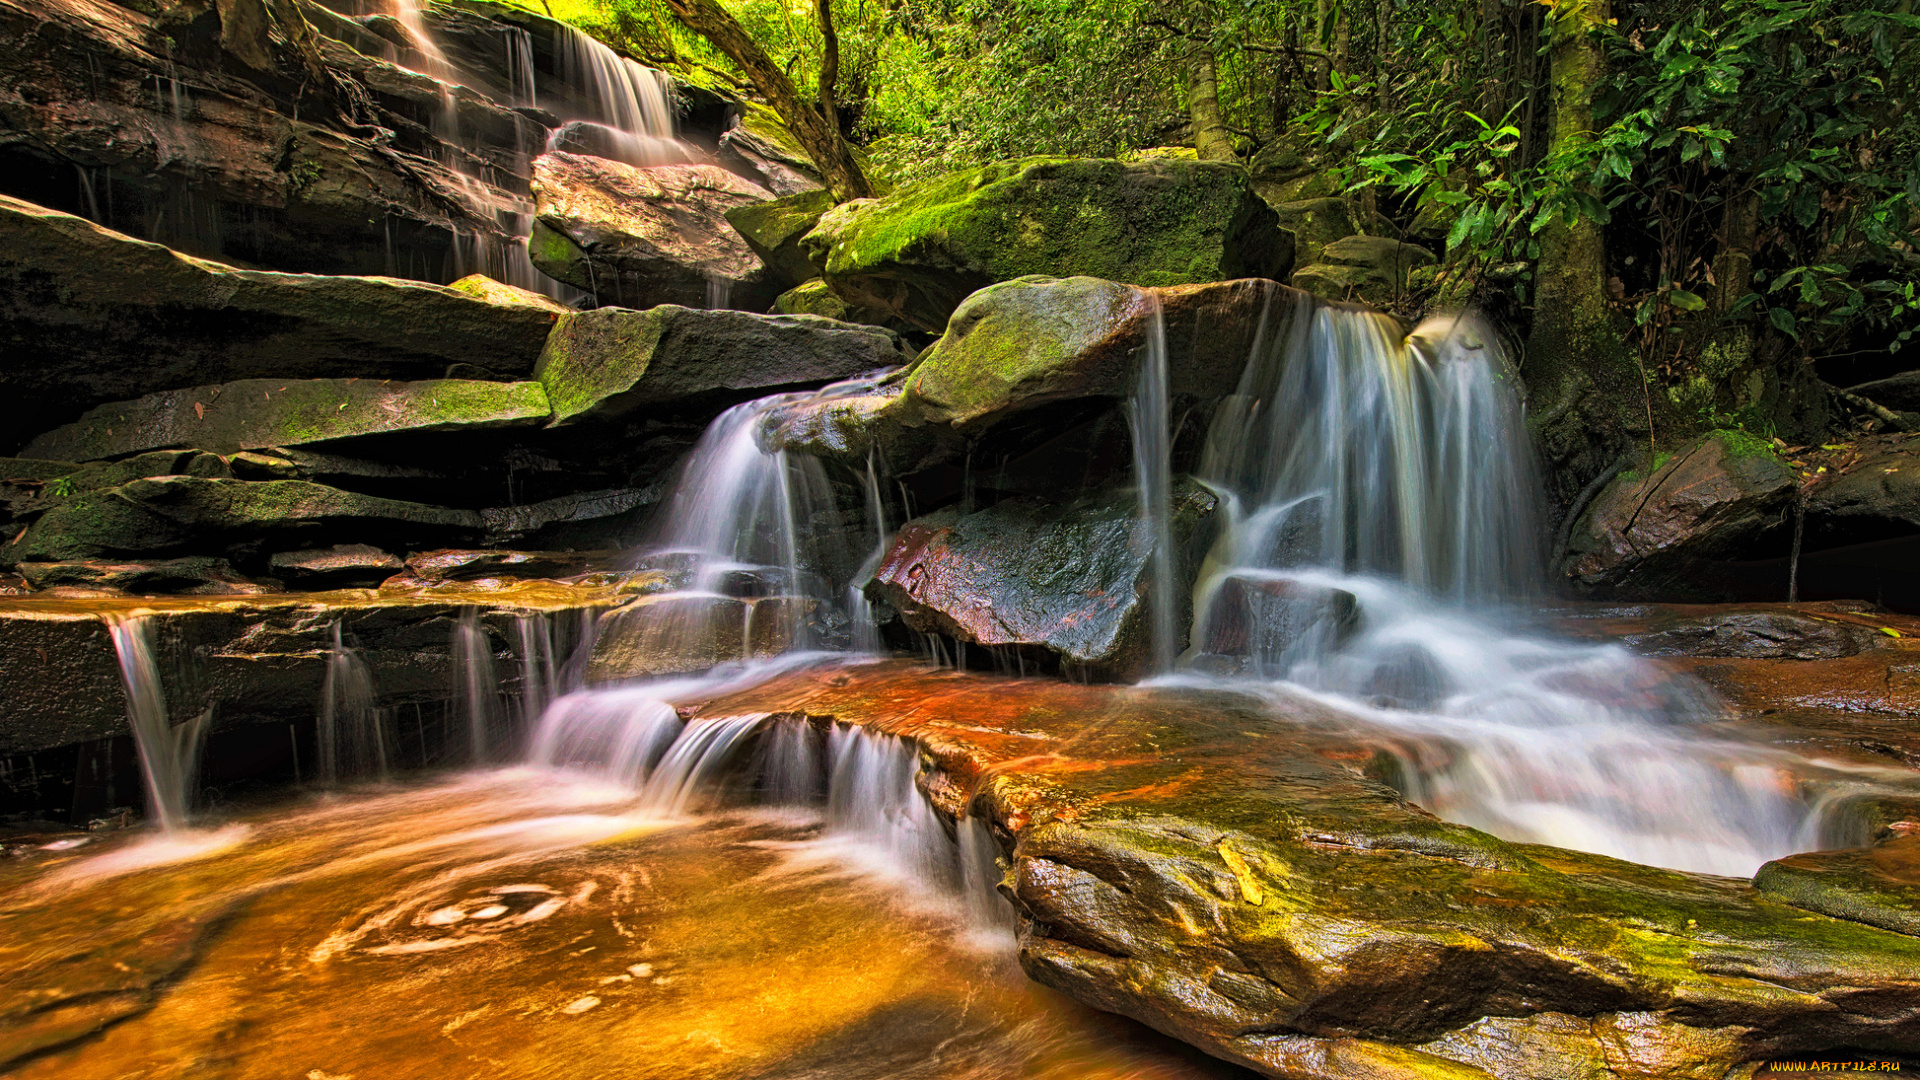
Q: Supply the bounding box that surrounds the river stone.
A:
[528,153,782,312]
[1,477,483,564]
[15,558,277,596]
[535,306,911,426]
[802,157,1292,332]
[0,196,562,447]
[767,276,1301,472]
[267,545,406,590]
[1619,609,1880,660]
[24,379,553,462]
[1756,831,1920,938]
[1803,442,1920,547]
[1564,431,1795,600]
[726,188,834,287]
[1290,234,1437,307]
[866,480,1219,679]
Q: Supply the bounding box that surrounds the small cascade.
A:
[318,621,389,786]
[504,27,537,109]
[849,454,894,653]
[385,0,455,80]
[453,610,503,764]
[826,727,960,889]
[512,613,562,725]
[543,25,685,167]
[105,616,210,831]
[1128,293,1176,673]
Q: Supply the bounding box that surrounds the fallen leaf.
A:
[194,401,205,419]
[1882,627,1903,638]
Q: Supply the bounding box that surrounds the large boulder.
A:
[802,157,1292,332]
[24,379,552,462]
[535,306,912,426]
[1291,234,1437,307]
[768,276,1300,472]
[1,477,483,564]
[0,196,561,447]
[1564,431,1795,599]
[725,188,835,287]
[713,104,828,196]
[528,153,782,312]
[1268,197,1387,266]
[866,480,1220,679]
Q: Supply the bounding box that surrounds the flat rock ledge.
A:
[694,661,1920,1079]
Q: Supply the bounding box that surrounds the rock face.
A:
[528,154,781,312]
[696,661,1920,1080]
[803,157,1292,332]
[1268,197,1386,266]
[535,306,911,426]
[585,593,809,680]
[0,197,560,445]
[1291,234,1437,306]
[867,481,1219,678]
[1565,431,1796,599]
[725,188,835,287]
[768,276,1301,473]
[24,379,552,461]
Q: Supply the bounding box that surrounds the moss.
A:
[772,280,849,320]
[1708,427,1781,462]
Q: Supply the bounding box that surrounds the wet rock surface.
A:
[529,153,781,312]
[803,158,1291,332]
[696,660,1920,1079]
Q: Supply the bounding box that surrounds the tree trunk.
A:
[1187,37,1236,161]
[660,0,874,201]
[1526,0,1649,510]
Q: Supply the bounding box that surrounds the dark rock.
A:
[1848,371,1920,413]
[480,487,657,547]
[1804,443,1920,547]
[726,188,834,287]
[528,153,781,312]
[405,549,615,581]
[1268,197,1388,266]
[1623,610,1880,660]
[1192,574,1359,668]
[0,196,560,446]
[1291,234,1437,307]
[803,157,1292,332]
[267,545,406,590]
[15,558,278,596]
[535,305,911,426]
[866,480,1220,679]
[24,379,552,462]
[1,477,482,564]
[1564,432,1795,600]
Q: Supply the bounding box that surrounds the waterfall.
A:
[850,453,893,653]
[105,616,210,831]
[1128,293,1176,673]
[318,620,388,786]
[543,25,684,167]
[454,609,502,763]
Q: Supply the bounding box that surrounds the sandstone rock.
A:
[1847,371,1920,412]
[773,280,851,320]
[1269,197,1387,266]
[713,106,827,196]
[1804,442,1920,546]
[866,481,1220,678]
[267,545,406,590]
[528,154,781,312]
[725,189,834,287]
[405,549,614,582]
[535,306,911,425]
[1190,575,1360,672]
[1756,831,1920,937]
[803,157,1292,332]
[1620,609,1880,660]
[25,379,552,462]
[2,477,483,564]
[1291,235,1437,306]
[586,593,810,679]
[1565,432,1795,600]
[0,197,560,445]
[15,558,277,596]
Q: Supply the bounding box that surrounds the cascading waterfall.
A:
[1127,294,1176,673]
[1164,296,1825,875]
[318,621,388,786]
[543,25,685,167]
[105,616,210,832]
[454,609,503,763]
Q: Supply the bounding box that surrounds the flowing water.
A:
[105,615,209,833]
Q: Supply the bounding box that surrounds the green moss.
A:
[1708,427,1780,462]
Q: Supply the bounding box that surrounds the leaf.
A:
[1667,289,1707,311]
[1769,307,1798,336]
[1882,627,1903,638]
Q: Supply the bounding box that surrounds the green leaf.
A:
[1667,289,1707,311]
[1769,307,1798,336]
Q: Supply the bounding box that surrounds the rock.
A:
[480,487,658,548]
[1268,197,1386,267]
[527,154,782,312]
[714,106,827,196]
[1249,142,1340,207]
[445,274,574,314]
[866,481,1220,678]
[1620,609,1880,660]
[1848,371,1920,412]
[15,558,278,596]
[1804,442,1920,546]
[774,280,852,320]
[725,189,835,287]
[1190,575,1359,670]
[802,157,1292,332]
[2,477,483,564]
[1756,831,1920,937]
[767,276,1297,471]
[586,593,810,679]
[1564,432,1795,600]
[267,546,406,590]
[24,379,552,462]
[0,196,560,445]
[535,306,911,426]
[1291,235,1437,306]
[405,549,614,582]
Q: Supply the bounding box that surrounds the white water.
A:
[105,615,210,832]
[543,23,687,167]
[1127,294,1176,674]
[318,620,388,786]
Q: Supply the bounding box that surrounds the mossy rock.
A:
[1290,235,1437,307]
[445,273,572,314]
[725,189,836,287]
[24,379,552,461]
[772,279,850,321]
[801,157,1292,332]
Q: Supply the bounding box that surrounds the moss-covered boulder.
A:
[528,153,782,312]
[24,379,552,461]
[866,480,1220,678]
[1268,196,1388,266]
[1291,234,1437,306]
[1564,431,1795,599]
[445,273,573,314]
[726,188,835,287]
[801,158,1292,332]
[715,103,828,196]
[2,477,483,564]
[535,305,912,426]
[0,196,563,448]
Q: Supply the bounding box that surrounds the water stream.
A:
[104,615,209,833]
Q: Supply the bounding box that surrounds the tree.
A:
[657,0,875,200]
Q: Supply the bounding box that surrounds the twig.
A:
[1826,382,1916,433]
